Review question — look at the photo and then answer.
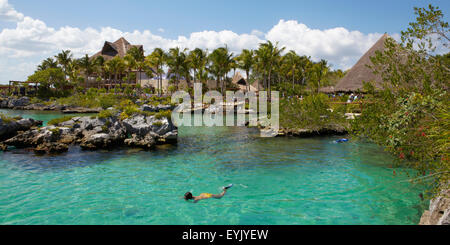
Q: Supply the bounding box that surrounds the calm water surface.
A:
[0,110,427,224]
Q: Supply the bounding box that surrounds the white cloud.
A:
[266,20,383,69]
[0,0,393,83]
[251,29,264,37]
[0,0,23,22]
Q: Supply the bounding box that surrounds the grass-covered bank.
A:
[280,94,349,130]
[28,87,169,110]
[278,94,351,137]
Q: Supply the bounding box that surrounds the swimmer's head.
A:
[184,192,193,200]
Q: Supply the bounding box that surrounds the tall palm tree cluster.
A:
[35,41,345,97]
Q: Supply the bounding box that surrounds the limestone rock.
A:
[3,110,177,153]
[124,133,156,149]
[7,97,30,108]
[0,143,8,151]
[34,142,69,154]
[420,189,450,225]
[0,117,43,141]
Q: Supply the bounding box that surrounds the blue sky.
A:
[5,0,449,37]
[0,0,449,83]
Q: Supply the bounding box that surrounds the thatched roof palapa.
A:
[91,37,143,61]
[232,72,247,86]
[231,72,261,92]
[334,34,390,93]
[319,86,335,93]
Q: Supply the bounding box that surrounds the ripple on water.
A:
[0,111,429,224]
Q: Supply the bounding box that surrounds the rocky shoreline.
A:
[277,125,348,137]
[419,189,450,225]
[2,96,446,225]
[0,116,43,150]
[0,96,101,113]
[1,109,177,154]
[259,124,348,138]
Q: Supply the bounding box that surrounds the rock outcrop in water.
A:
[3,110,177,154]
[258,124,348,138]
[419,189,450,225]
[0,96,31,109]
[0,96,100,113]
[0,116,43,142]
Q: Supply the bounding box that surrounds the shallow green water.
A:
[0,109,89,126]
[0,110,427,224]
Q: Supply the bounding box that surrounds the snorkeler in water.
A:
[184,184,233,203]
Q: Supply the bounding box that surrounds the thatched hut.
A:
[319,86,335,94]
[91,37,143,61]
[334,34,390,93]
[232,72,247,86]
[231,72,248,91]
[230,72,261,92]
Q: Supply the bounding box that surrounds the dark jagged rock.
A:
[124,132,157,149]
[0,96,100,112]
[158,130,178,144]
[0,117,43,141]
[8,97,30,108]
[4,110,178,154]
[62,107,102,114]
[140,104,175,112]
[34,142,69,154]
[23,103,65,111]
[275,124,348,138]
[80,133,117,150]
[4,126,69,148]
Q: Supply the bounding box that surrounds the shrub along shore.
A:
[0,4,448,225]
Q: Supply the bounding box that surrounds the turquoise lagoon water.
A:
[0,109,88,126]
[0,110,428,225]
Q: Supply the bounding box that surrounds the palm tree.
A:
[283,50,301,91]
[105,56,126,89]
[127,46,145,62]
[181,54,192,88]
[197,67,209,84]
[55,50,73,76]
[123,54,137,85]
[143,65,154,93]
[135,61,146,88]
[78,54,94,91]
[207,55,222,92]
[147,48,167,95]
[230,58,238,77]
[66,59,81,91]
[38,58,58,71]
[208,47,234,94]
[236,49,254,91]
[188,48,208,85]
[254,45,270,90]
[127,46,145,86]
[314,59,329,93]
[93,56,105,88]
[298,56,312,85]
[167,47,188,90]
[255,41,285,99]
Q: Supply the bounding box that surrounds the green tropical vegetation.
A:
[2,1,446,197]
[352,4,449,196]
[19,31,345,102]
